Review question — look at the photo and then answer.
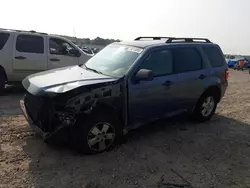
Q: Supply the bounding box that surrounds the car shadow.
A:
[4,84,25,95]
[0,85,25,116]
[22,114,250,188]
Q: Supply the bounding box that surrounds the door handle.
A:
[50,58,60,62]
[15,56,26,60]
[163,80,173,86]
[198,74,206,79]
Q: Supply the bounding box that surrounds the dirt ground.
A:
[1,70,250,188]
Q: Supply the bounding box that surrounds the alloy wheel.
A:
[87,122,115,152]
[201,96,215,117]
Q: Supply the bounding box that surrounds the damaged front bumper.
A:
[20,100,50,139]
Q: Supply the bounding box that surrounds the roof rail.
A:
[134,36,211,43]
[166,37,211,43]
[0,28,48,35]
[29,30,48,35]
[134,37,173,40]
[0,28,23,32]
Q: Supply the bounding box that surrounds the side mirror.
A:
[135,69,153,81]
[69,49,81,57]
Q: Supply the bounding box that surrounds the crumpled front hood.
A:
[22,65,118,96]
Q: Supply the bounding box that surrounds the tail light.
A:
[225,69,229,81]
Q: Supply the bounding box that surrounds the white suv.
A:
[0,29,93,93]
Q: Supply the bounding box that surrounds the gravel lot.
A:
[1,70,250,188]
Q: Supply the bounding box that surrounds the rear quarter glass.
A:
[0,32,10,50]
[202,45,226,67]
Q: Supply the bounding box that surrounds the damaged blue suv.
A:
[20,37,228,154]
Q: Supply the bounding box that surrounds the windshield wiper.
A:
[84,64,103,75]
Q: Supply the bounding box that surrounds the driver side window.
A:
[49,38,76,56]
[139,49,173,77]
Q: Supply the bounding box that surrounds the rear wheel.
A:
[0,69,6,95]
[192,92,218,122]
[71,112,123,154]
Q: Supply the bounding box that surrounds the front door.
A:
[13,34,47,81]
[128,49,179,127]
[48,37,78,69]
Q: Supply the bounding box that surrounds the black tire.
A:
[0,69,6,95]
[71,111,123,154]
[192,91,217,122]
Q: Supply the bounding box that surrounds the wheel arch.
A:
[91,102,125,128]
[192,85,221,114]
[203,85,221,103]
[0,65,7,82]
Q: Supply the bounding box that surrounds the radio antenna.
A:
[73,27,78,44]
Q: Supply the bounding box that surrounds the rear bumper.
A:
[20,100,49,139]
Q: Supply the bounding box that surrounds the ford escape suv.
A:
[20,37,228,154]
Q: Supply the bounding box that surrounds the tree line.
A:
[59,35,121,46]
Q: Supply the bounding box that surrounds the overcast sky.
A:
[1,0,250,55]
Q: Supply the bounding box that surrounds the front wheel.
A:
[71,112,123,154]
[192,93,217,122]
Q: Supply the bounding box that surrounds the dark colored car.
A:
[81,46,94,55]
[92,47,100,53]
[20,37,228,154]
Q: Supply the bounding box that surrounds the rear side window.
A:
[203,46,225,67]
[0,32,10,50]
[139,49,173,76]
[16,34,44,54]
[173,48,202,73]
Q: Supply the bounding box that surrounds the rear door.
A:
[47,37,78,69]
[172,47,209,109]
[13,34,47,81]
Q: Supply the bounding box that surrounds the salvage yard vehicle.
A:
[226,55,248,68]
[20,37,228,154]
[0,28,94,93]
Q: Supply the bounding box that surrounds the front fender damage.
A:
[66,81,122,113]
[41,79,124,140]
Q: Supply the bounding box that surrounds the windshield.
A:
[84,44,143,77]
